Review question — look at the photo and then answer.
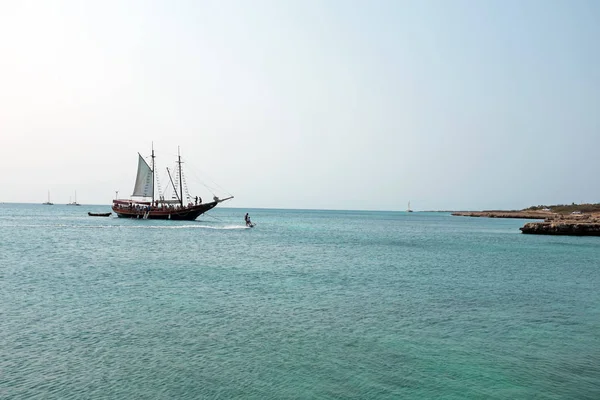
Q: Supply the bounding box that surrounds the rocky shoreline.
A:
[452,210,600,236]
[520,222,600,235]
[451,211,551,219]
[520,214,600,236]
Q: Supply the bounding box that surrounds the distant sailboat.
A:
[43,190,54,205]
[407,201,413,212]
[67,191,81,206]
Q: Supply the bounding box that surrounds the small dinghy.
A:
[88,212,112,217]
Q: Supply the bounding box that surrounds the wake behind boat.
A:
[112,146,233,220]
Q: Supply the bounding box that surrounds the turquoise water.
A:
[1,203,599,399]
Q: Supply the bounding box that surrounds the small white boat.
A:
[43,190,53,205]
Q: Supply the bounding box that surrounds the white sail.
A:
[132,153,153,197]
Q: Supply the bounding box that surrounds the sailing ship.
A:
[407,201,413,212]
[43,190,54,205]
[67,191,81,206]
[112,146,233,220]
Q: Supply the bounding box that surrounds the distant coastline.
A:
[452,203,600,218]
[451,210,550,219]
[452,203,600,236]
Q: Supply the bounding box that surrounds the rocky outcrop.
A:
[520,222,600,236]
[520,213,600,236]
[451,209,600,235]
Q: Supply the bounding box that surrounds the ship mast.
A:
[151,142,155,205]
[177,146,183,207]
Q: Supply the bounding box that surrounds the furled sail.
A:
[132,153,153,197]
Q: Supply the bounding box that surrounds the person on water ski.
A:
[244,213,252,227]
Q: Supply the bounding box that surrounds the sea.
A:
[1,203,599,399]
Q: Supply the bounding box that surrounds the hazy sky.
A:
[1,0,598,210]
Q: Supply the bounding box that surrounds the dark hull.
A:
[112,201,218,220]
[88,212,112,217]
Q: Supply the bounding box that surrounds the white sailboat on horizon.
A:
[67,191,81,206]
[43,190,53,205]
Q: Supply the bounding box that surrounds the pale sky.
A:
[1,0,598,211]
